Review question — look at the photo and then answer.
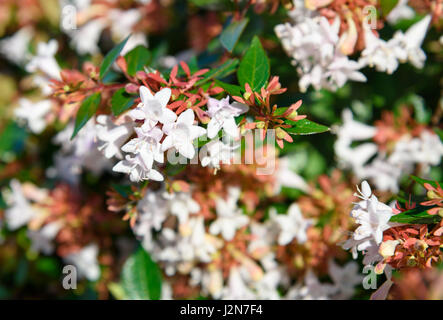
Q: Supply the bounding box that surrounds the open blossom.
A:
[359,15,431,73]
[113,123,166,182]
[27,221,62,255]
[96,115,134,159]
[286,270,335,300]
[271,204,313,246]
[0,27,32,65]
[63,243,101,281]
[112,153,164,182]
[351,181,394,244]
[69,19,106,55]
[209,187,249,241]
[275,15,366,92]
[162,109,206,159]
[4,180,37,231]
[392,15,431,69]
[206,97,248,139]
[221,268,256,300]
[52,119,112,184]
[25,40,61,80]
[15,99,52,134]
[386,0,415,24]
[328,260,363,300]
[130,86,176,132]
[168,192,201,224]
[200,139,239,170]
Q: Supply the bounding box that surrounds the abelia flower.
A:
[15,99,52,134]
[130,86,176,132]
[63,243,101,281]
[112,153,164,182]
[206,97,248,139]
[271,204,313,245]
[4,180,37,231]
[162,109,206,159]
[27,221,62,255]
[96,115,134,159]
[209,187,249,241]
[26,40,61,80]
[200,139,239,170]
[0,27,32,65]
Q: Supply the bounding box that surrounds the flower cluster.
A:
[0,0,442,301]
[275,0,434,91]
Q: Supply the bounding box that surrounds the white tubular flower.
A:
[328,260,363,300]
[274,156,309,194]
[168,192,200,224]
[351,181,394,244]
[69,19,106,55]
[112,153,164,182]
[206,97,248,139]
[358,25,401,74]
[393,15,431,69]
[130,86,176,132]
[64,244,101,281]
[122,126,164,164]
[0,27,33,65]
[113,124,165,182]
[15,99,52,134]
[275,15,365,92]
[286,270,335,300]
[200,139,239,170]
[96,115,134,159]
[27,221,62,255]
[271,204,313,246]
[209,187,249,241]
[161,109,206,159]
[26,40,61,80]
[221,268,257,300]
[4,180,37,231]
[386,0,415,25]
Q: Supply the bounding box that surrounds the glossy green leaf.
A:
[195,59,239,86]
[100,35,131,79]
[125,45,151,76]
[285,119,330,135]
[214,80,243,97]
[389,205,442,224]
[121,246,162,300]
[220,18,249,52]
[237,36,270,91]
[71,92,101,139]
[411,176,440,189]
[111,88,135,116]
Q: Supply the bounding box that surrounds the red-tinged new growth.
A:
[233,76,306,148]
[421,182,443,216]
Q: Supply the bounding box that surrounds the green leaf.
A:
[100,35,131,79]
[237,36,270,91]
[111,183,133,198]
[411,176,440,189]
[433,127,443,142]
[125,45,151,76]
[195,59,239,86]
[71,92,101,139]
[285,119,330,135]
[121,246,162,300]
[220,18,249,52]
[214,80,243,97]
[380,0,400,16]
[111,88,135,116]
[389,205,442,224]
[0,121,27,154]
